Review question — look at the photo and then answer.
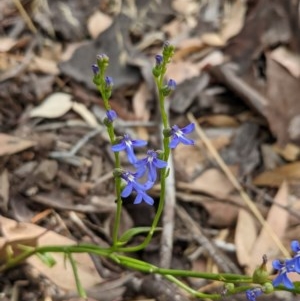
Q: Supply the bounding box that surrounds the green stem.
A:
[95,83,122,248]
[67,253,87,298]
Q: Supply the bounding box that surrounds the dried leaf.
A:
[72,102,98,127]
[249,182,289,271]
[87,11,112,39]
[178,168,234,198]
[0,216,101,290]
[270,46,300,78]
[30,56,59,75]
[0,37,17,52]
[220,0,246,42]
[272,143,300,162]
[254,162,300,187]
[0,134,36,156]
[30,92,73,118]
[235,209,257,273]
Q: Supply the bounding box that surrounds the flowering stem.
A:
[95,81,122,248]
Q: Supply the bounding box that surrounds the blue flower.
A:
[246,288,263,301]
[135,150,168,182]
[92,64,99,75]
[167,79,176,90]
[169,123,195,149]
[106,110,117,122]
[272,259,295,289]
[291,240,300,272]
[111,134,147,164]
[120,171,154,205]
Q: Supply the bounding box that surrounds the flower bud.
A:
[262,282,274,294]
[252,259,269,284]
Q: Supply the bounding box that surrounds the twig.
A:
[187,113,290,258]
[176,205,241,274]
[12,0,38,34]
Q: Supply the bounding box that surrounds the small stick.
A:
[12,0,37,34]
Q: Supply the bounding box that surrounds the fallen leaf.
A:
[249,182,289,272]
[0,133,36,156]
[0,216,101,290]
[30,92,73,118]
[165,61,200,84]
[220,0,246,42]
[234,209,257,274]
[272,143,300,162]
[87,11,112,39]
[0,37,17,52]
[177,168,234,198]
[270,46,300,78]
[30,56,59,75]
[253,162,300,187]
[72,102,98,127]
[198,115,239,127]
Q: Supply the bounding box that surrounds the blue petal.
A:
[181,123,195,134]
[135,165,147,178]
[125,146,137,163]
[142,193,154,205]
[282,274,294,289]
[291,240,300,253]
[121,183,133,197]
[293,256,300,273]
[131,139,147,147]
[179,135,194,146]
[272,260,283,270]
[133,193,143,204]
[153,158,167,168]
[148,164,157,182]
[111,142,126,152]
[143,181,154,190]
[169,136,180,149]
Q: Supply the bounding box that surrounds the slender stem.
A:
[67,253,87,298]
[95,83,122,247]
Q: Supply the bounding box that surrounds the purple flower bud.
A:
[96,53,109,62]
[155,54,163,66]
[106,109,117,122]
[167,79,176,90]
[92,64,99,75]
[105,76,113,88]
